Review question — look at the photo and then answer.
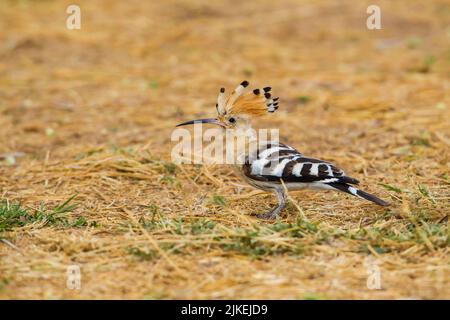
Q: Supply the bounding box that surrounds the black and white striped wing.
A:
[243,143,359,185]
[242,142,389,206]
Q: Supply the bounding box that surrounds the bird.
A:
[176,80,389,219]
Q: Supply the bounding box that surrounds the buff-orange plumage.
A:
[216,81,279,117]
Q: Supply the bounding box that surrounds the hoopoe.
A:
[177,81,389,219]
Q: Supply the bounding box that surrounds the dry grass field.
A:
[0,0,449,299]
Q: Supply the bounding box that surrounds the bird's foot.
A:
[255,189,286,220]
[256,209,278,220]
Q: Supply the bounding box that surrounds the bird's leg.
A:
[256,188,287,219]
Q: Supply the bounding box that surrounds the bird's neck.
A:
[224,126,259,164]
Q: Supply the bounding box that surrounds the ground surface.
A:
[0,0,449,299]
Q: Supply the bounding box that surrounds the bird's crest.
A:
[216,81,279,117]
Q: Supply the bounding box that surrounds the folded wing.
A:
[243,143,359,185]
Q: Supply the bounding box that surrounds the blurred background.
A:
[1,0,449,157]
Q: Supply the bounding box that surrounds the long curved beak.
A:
[176,118,225,128]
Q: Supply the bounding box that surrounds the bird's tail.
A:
[328,183,389,206]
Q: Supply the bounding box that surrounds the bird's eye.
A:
[229,117,236,123]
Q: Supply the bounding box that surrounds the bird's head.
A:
[176,80,279,130]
